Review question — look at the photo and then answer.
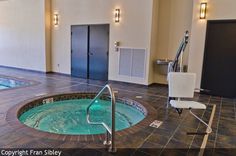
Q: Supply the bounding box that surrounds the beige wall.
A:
[188,0,236,88]
[153,0,193,84]
[45,0,52,72]
[0,0,50,72]
[149,0,159,83]
[51,0,153,85]
[2,0,235,87]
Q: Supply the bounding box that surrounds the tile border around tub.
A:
[17,93,148,117]
[6,92,157,143]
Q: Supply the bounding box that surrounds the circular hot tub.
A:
[17,93,147,135]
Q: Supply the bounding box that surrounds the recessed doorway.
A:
[201,20,236,98]
[71,24,109,81]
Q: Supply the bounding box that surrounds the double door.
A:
[71,24,109,81]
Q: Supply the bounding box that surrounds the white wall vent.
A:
[119,48,146,79]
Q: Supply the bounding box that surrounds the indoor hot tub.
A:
[17,93,147,135]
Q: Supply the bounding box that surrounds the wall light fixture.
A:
[115,9,120,23]
[53,12,59,27]
[200,2,207,19]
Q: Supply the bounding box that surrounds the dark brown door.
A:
[201,20,236,98]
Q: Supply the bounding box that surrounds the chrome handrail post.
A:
[109,86,116,152]
[86,84,116,153]
[103,130,111,145]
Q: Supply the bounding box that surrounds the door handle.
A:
[89,52,94,56]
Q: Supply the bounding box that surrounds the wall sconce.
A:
[115,9,120,23]
[53,12,59,27]
[200,2,207,19]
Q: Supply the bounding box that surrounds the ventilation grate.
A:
[119,48,146,78]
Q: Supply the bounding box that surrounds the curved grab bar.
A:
[86,84,116,153]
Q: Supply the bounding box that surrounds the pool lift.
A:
[86,84,116,152]
[167,31,212,135]
[167,30,190,110]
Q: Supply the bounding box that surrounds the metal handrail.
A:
[86,84,116,153]
[168,31,189,73]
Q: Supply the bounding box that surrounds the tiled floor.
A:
[0,67,235,156]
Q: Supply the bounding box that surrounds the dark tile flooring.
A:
[0,67,235,156]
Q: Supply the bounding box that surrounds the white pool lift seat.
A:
[168,72,212,134]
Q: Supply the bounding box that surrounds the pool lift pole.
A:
[169,30,210,92]
[86,84,116,153]
[167,31,189,110]
[168,30,189,73]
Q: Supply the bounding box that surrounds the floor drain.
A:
[149,120,163,129]
[0,113,5,120]
[135,96,143,99]
[35,93,47,97]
